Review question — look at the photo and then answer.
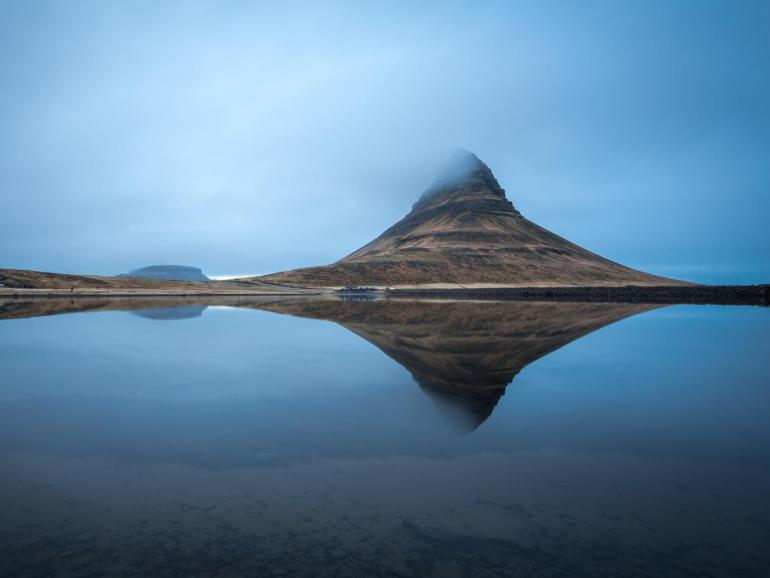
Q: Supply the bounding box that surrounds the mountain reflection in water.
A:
[0,296,657,430]
[251,299,659,429]
[130,305,207,320]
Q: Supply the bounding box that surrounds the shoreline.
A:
[386,285,770,305]
[1,284,767,306]
[0,289,325,298]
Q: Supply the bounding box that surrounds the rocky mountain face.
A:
[257,151,687,288]
[122,265,209,282]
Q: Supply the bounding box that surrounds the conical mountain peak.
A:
[414,150,507,210]
[256,152,688,288]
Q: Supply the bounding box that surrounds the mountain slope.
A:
[256,151,688,288]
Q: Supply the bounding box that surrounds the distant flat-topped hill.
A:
[120,265,209,282]
[255,151,689,288]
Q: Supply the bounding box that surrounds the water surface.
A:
[0,297,768,577]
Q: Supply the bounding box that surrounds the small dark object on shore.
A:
[337,286,379,293]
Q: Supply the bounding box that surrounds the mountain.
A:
[121,265,209,282]
[0,294,659,430]
[256,151,688,288]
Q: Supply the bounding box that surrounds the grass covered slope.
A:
[0,268,313,294]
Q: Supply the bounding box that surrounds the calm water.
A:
[0,297,768,577]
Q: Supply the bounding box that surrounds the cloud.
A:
[1,0,768,282]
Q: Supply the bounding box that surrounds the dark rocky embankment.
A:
[386,285,770,306]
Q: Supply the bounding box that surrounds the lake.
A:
[0,297,768,577]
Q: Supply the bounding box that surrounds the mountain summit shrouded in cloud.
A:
[255,151,681,287]
[255,151,688,288]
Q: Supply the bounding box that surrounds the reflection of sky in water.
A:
[2,304,768,468]
[0,302,769,576]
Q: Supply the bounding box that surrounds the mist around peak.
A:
[415,150,505,208]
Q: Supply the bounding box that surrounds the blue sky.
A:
[1,0,768,283]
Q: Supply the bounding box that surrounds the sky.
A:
[1,0,768,283]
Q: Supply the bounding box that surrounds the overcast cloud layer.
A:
[1,0,768,283]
